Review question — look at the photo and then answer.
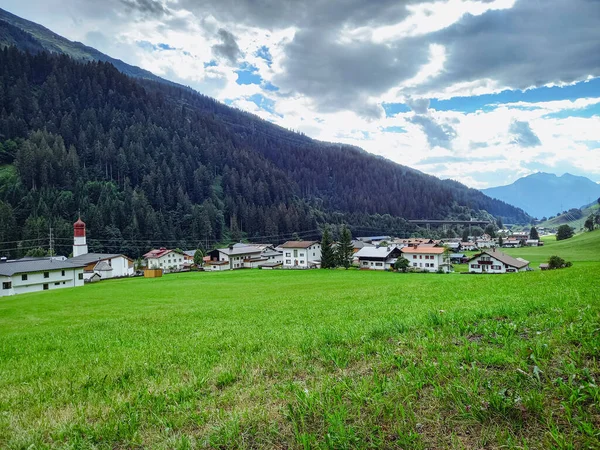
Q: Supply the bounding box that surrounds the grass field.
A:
[1,232,599,448]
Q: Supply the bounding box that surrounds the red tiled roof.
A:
[143,248,174,258]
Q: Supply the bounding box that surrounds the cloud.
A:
[120,0,168,17]
[408,114,456,148]
[405,96,430,114]
[212,28,242,64]
[509,120,541,147]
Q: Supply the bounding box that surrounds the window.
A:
[78,273,84,280]
[362,261,369,266]
[375,262,383,267]
[419,255,422,259]
[21,274,27,281]
[286,260,291,264]
[286,253,291,257]
[491,265,501,270]
[44,272,49,278]
[413,263,417,267]
[54,282,60,286]
[43,284,49,290]
[294,250,298,257]
[471,264,480,269]
[313,253,316,256]
[413,255,417,259]
[299,260,304,264]
[61,270,65,276]
[2,282,11,290]
[299,253,304,257]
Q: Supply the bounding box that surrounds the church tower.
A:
[73,218,88,257]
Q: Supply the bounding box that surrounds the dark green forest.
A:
[0,46,529,257]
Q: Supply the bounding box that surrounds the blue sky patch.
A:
[382,126,406,133]
[236,64,262,85]
[382,103,411,117]
[430,77,600,113]
[262,81,279,92]
[157,43,175,50]
[249,93,276,114]
[204,60,217,68]
[255,46,273,67]
[542,102,600,120]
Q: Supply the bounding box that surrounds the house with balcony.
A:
[280,241,321,269]
[467,249,530,273]
[355,246,402,270]
[401,245,452,273]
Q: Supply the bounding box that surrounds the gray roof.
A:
[450,253,467,258]
[216,246,262,256]
[351,240,375,249]
[94,261,113,272]
[69,253,129,265]
[0,259,86,277]
[354,246,399,259]
[468,249,530,269]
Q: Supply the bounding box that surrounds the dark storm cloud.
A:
[120,0,168,17]
[413,0,600,96]
[212,28,242,64]
[509,121,541,147]
[408,115,456,149]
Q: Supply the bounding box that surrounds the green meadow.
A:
[1,232,599,449]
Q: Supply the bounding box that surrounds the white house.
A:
[206,244,263,270]
[280,241,321,269]
[502,238,521,248]
[355,246,402,270]
[401,246,451,272]
[525,239,539,247]
[0,258,86,297]
[68,218,134,280]
[143,248,187,271]
[476,238,494,249]
[70,253,134,281]
[467,249,530,273]
[460,242,478,251]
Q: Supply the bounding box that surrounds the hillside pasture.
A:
[0,233,599,448]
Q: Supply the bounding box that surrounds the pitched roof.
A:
[70,253,129,264]
[467,249,529,268]
[216,246,263,256]
[279,241,319,249]
[143,248,183,258]
[94,261,113,271]
[0,259,86,277]
[401,246,445,254]
[351,240,375,249]
[355,246,400,259]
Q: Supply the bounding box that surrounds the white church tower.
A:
[73,218,88,257]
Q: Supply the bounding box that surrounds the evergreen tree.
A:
[584,215,595,232]
[320,227,335,269]
[462,228,469,242]
[193,249,204,266]
[335,225,353,269]
[498,235,504,247]
[529,226,539,240]
[556,225,574,241]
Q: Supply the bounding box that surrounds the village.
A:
[0,218,547,297]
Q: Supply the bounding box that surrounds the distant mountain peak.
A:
[482,172,600,218]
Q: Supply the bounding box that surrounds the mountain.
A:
[0,8,179,87]
[482,172,600,219]
[0,13,530,258]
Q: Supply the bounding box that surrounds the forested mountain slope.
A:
[0,46,529,257]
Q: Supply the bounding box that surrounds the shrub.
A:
[547,255,572,269]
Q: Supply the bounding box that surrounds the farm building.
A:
[0,258,86,297]
[467,249,530,273]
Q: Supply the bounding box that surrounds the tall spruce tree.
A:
[529,226,539,240]
[320,227,335,269]
[335,225,353,269]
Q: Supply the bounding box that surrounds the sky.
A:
[3,0,600,188]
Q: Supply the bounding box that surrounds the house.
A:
[351,239,375,253]
[206,244,263,270]
[401,246,452,273]
[143,248,187,271]
[449,253,467,264]
[259,261,283,270]
[0,257,86,297]
[539,263,550,270]
[467,249,530,273]
[460,242,478,251]
[355,246,402,270]
[182,250,197,265]
[443,242,461,251]
[476,238,494,249]
[525,239,539,247]
[68,218,134,281]
[280,241,321,269]
[502,238,521,248]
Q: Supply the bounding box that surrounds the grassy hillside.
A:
[539,202,599,231]
[1,235,599,448]
[503,228,600,265]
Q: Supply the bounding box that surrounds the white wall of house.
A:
[359,259,393,270]
[1,268,84,297]
[402,252,449,272]
[207,262,229,271]
[282,244,321,269]
[146,251,186,270]
[468,255,528,273]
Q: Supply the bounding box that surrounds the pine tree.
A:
[320,227,335,269]
[529,226,539,240]
[335,225,353,269]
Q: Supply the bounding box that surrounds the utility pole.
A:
[49,226,54,258]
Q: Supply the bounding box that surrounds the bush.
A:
[556,225,574,241]
[547,255,572,269]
